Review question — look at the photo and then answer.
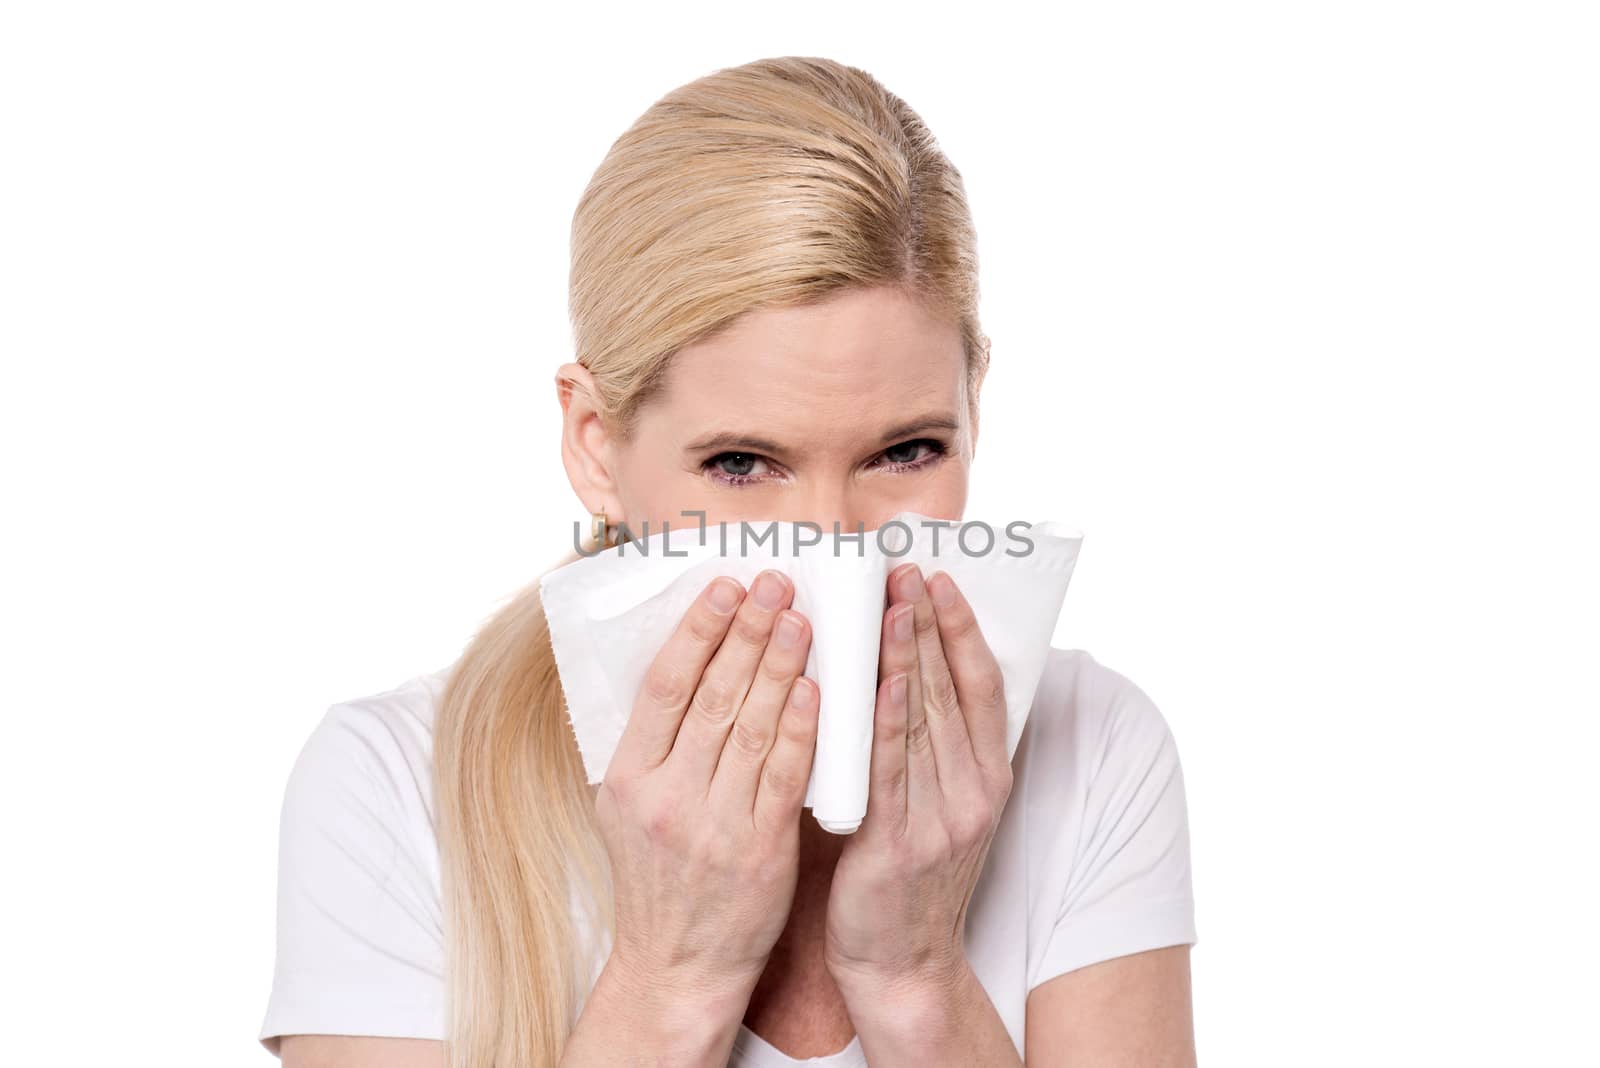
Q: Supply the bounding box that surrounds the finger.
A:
[925,570,1009,780]
[709,607,812,815]
[612,575,744,776]
[753,676,820,835]
[861,669,910,837]
[665,569,794,789]
[877,577,938,813]
[890,564,983,800]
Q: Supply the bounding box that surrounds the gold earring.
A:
[591,511,609,547]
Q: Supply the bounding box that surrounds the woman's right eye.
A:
[705,452,774,486]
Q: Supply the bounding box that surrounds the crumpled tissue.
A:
[539,511,1084,833]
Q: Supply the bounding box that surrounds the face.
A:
[556,285,979,540]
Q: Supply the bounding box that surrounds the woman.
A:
[260,56,1198,1067]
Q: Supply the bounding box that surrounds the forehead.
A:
[643,286,967,447]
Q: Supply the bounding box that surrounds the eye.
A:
[702,439,949,488]
[873,438,948,473]
[704,451,776,486]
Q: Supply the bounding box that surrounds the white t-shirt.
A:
[258,646,1198,1064]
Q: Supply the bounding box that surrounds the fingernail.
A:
[776,612,803,648]
[791,677,816,709]
[902,566,926,602]
[709,578,740,613]
[754,570,788,609]
[889,673,907,705]
[893,603,913,642]
[929,571,957,608]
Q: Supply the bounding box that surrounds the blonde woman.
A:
[260,56,1198,1068]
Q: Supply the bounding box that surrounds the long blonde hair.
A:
[432,55,993,1066]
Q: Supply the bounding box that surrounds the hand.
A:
[823,564,1012,998]
[595,569,819,1009]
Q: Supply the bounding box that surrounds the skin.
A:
[279,284,1196,1067]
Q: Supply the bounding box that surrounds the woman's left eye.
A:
[878,439,946,469]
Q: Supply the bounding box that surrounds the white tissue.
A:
[539,511,1084,833]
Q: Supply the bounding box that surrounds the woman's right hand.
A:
[594,568,819,1009]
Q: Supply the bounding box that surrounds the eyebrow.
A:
[683,412,962,456]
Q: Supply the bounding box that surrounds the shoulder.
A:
[270,664,456,931]
[261,666,456,1051]
[283,666,452,819]
[1012,645,1190,897]
[1014,648,1197,988]
[313,665,451,756]
[1021,646,1180,778]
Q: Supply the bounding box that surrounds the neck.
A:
[798,811,847,879]
[776,814,846,942]
[739,810,856,1054]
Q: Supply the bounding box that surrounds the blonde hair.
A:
[432,55,992,1066]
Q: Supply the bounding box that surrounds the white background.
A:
[3,2,1596,1064]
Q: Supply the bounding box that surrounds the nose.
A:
[781,486,883,539]
[724,484,956,543]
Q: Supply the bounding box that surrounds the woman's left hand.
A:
[823,563,1012,999]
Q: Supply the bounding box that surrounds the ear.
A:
[554,361,620,517]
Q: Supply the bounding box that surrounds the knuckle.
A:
[730,611,772,651]
[759,652,798,686]
[976,670,1006,712]
[761,759,800,798]
[905,714,933,754]
[728,717,770,758]
[989,766,1015,806]
[957,800,995,842]
[686,604,729,644]
[601,771,637,807]
[690,675,738,723]
[890,829,925,866]
[644,794,682,839]
[643,662,692,708]
[780,705,815,746]
[927,673,961,718]
[687,827,726,869]
[942,604,981,641]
